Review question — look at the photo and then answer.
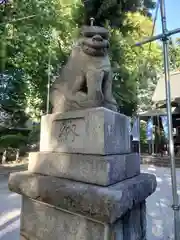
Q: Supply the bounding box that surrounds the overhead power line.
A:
[0,15,36,26]
[149,0,160,51]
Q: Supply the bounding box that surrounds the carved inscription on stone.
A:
[53,118,85,144]
[59,122,79,142]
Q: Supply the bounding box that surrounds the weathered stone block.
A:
[140,201,147,239]
[20,197,105,240]
[28,152,140,186]
[9,172,157,224]
[40,107,131,155]
[20,197,146,240]
[122,201,147,240]
[123,204,141,239]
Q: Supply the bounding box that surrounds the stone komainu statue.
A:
[50,25,117,113]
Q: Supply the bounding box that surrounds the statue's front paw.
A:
[104,100,118,112]
[95,90,104,102]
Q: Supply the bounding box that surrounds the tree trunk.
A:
[16,149,20,162]
[2,149,7,164]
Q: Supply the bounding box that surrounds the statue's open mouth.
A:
[83,39,109,49]
[82,45,107,57]
[81,26,109,40]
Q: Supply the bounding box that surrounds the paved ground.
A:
[0,162,28,177]
[0,175,21,240]
[141,165,180,240]
[0,165,180,239]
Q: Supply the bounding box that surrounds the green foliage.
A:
[27,124,40,145]
[169,39,180,71]
[140,121,147,144]
[0,0,162,121]
[0,133,27,149]
[0,0,79,122]
[109,13,162,114]
[82,0,156,27]
[0,70,28,127]
[109,29,138,115]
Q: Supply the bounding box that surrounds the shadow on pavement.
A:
[0,163,28,176]
[141,164,178,240]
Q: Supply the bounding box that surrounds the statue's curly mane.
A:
[50,25,117,113]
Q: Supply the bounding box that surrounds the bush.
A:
[0,134,28,149]
[27,124,40,151]
[0,133,28,163]
[140,121,147,145]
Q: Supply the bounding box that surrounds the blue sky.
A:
[154,0,180,36]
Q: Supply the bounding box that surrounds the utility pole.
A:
[160,1,180,238]
[46,45,51,114]
[46,32,52,115]
[135,0,180,238]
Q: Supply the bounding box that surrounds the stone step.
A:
[28,152,140,186]
[141,155,180,168]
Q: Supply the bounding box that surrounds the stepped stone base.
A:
[8,107,157,239]
[20,197,146,240]
[28,152,140,186]
[9,171,156,240]
[8,172,156,224]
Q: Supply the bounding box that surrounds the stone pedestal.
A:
[8,108,156,240]
[40,108,131,155]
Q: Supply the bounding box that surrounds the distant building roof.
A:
[139,108,169,117]
[138,107,178,119]
[152,71,180,104]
